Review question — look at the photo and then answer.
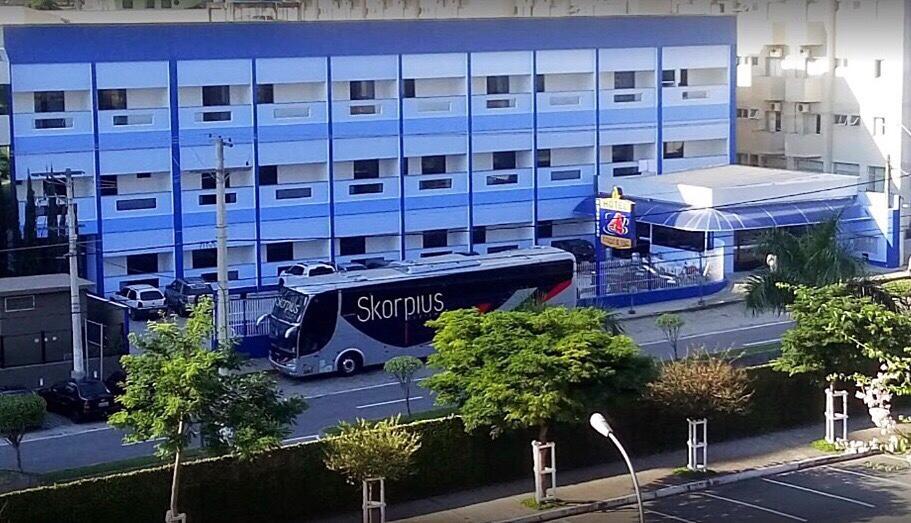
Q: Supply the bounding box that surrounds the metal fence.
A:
[576,257,710,300]
[226,292,279,338]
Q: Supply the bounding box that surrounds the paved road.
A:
[3,303,792,474]
[563,454,911,522]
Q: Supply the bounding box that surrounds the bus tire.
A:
[337,352,363,377]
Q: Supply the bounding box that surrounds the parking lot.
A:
[563,454,911,522]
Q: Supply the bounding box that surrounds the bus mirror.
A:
[284,325,299,339]
[256,313,269,326]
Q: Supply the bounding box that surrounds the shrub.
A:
[324,416,422,484]
[646,352,752,420]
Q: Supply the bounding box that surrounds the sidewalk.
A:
[379,418,889,523]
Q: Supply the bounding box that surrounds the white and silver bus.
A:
[263,247,576,377]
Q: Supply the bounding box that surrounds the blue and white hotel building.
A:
[0,16,743,294]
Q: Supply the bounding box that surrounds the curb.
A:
[496,450,880,523]
[621,296,745,321]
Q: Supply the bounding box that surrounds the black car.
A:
[38,379,114,422]
[164,277,215,316]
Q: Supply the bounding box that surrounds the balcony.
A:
[14,111,94,139]
[785,133,825,158]
[472,168,534,226]
[101,191,173,217]
[257,101,328,127]
[259,182,330,242]
[471,93,533,131]
[599,88,656,111]
[331,99,399,137]
[751,76,785,101]
[403,173,469,231]
[334,177,401,236]
[181,186,255,215]
[790,22,826,47]
[402,96,468,134]
[178,105,253,136]
[260,181,329,207]
[662,85,729,107]
[785,78,823,103]
[599,159,656,178]
[334,177,400,203]
[537,164,595,221]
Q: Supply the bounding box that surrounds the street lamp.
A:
[589,413,645,523]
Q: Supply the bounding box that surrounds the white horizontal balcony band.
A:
[401,53,466,79]
[178,105,253,128]
[331,55,398,81]
[662,155,729,172]
[259,181,329,206]
[101,191,173,215]
[536,49,595,75]
[256,57,327,84]
[598,48,657,72]
[470,51,532,76]
[12,63,91,92]
[334,177,400,202]
[331,98,399,121]
[537,164,595,186]
[471,93,532,116]
[257,101,327,126]
[537,90,595,112]
[402,96,467,118]
[14,111,93,135]
[599,88,657,109]
[98,108,170,133]
[471,168,533,192]
[403,172,468,196]
[96,61,169,90]
[663,45,730,70]
[662,85,729,107]
[177,59,251,87]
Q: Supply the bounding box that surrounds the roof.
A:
[0,274,94,296]
[285,247,574,294]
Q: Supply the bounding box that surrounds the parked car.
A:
[336,261,368,272]
[38,379,115,422]
[104,370,128,411]
[277,262,337,287]
[111,284,167,320]
[551,239,596,263]
[164,277,215,316]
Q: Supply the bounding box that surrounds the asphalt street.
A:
[563,454,911,522]
[0,304,792,474]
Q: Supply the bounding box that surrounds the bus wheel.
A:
[337,352,363,377]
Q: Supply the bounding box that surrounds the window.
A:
[736,108,749,118]
[256,84,274,105]
[488,245,518,254]
[353,159,380,180]
[419,178,452,190]
[492,151,517,170]
[259,165,278,186]
[612,144,635,163]
[350,81,375,101]
[116,198,157,211]
[833,162,860,176]
[43,180,64,198]
[421,155,446,175]
[679,69,688,87]
[487,174,518,185]
[874,117,886,136]
[472,226,486,245]
[266,242,294,263]
[201,172,230,190]
[126,253,158,275]
[486,76,510,95]
[4,295,35,313]
[661,70,676,87]
[663,141,684,159]
[34,91,65,113]
[100,175,118,196]
[536,221,553,239]
[652,225,704,252]
[874,59,884,78]
[536,149,551,168]
[198,193,237,205]
[339,236,366,256]
[192,248,217,269]
[136,172,151,179]
[613,166,640,177]
[0,85,9,116]
[795,158,824,173]
[614,71,636,90]
[349,183,383,195]
[535,74,546,93]
[550,169,581,181]
[350,105,377,115]
[403,79,416,99]
[422,230,448,249]
[201,271,238,283]
[768,110,782,132]
[202,85,230,107]
[275,187,312,200]
[866,166,886,193]
[98,89,127,111]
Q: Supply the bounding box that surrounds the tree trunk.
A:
[404,383,412,417]
[168,420,185,521]
[538,424,549,444]
[12,442,22,473]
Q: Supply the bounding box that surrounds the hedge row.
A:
[2,366,830,523]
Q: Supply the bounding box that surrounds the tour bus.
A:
[263,246,577,378]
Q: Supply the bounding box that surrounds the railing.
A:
[227,292,278,338]
[576,257,710,300]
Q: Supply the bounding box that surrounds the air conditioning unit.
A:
[798,46,814,58]
[769,102,782,112]
[796,103,812,113]
[748,108,761,119]
[768,46,785,58]
[638,159,655,173]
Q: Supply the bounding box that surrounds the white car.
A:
[112,284,167,320]
[277,262,336,287]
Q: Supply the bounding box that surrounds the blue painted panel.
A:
[334,213,400,237]
[404,193,470,210]
[537,111,596,129]
[182,208,257,227]
[178,127,254,146]
[582,279,727,309]
[662,104,730,122]
[403,206,470,232]
[103,227,173,251]
[99,148,172,175]
[257,123,329,142]
[259,204,330,220]
[537,184,595,200]
[473,188,534,204]
[257,140,327,165]
[472,114,534,132]
[14,134,95,154]
[4,18,736,64]
[332,120,399,138]
[599,108,657,126]
[98,130,172,150]
[334,198,401,215]
[104,214,174,233]
[259,217,330,240]
[80,221,98,235]
[403,117,468,135]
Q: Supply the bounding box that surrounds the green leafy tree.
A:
[744,219,863,313]
[324,416,422,484]
[0,393,46,473]
[655,313,685,360]
[384,356,424,416]
[1,159,22,277]
[772,285,910,382]
[424,306,654,443]
[109,298,306,521]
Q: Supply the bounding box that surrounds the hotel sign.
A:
[597,187,636,250]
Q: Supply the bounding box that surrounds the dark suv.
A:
[164,277,215,316]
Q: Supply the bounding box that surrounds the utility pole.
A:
[214,136,232,346]
[65,168,85,380]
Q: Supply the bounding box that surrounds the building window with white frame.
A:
[866,166,886,193]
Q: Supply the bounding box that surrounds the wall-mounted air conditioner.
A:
[796,103,812,113]
[769,102,782,112]
[768,47,785,58]
[798,46,814,58]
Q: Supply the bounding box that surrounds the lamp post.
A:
[589,413,644,523]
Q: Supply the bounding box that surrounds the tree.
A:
[744,218,863,313]
[424,306,654,443]
[646,352,752,420]
[324,416,421,522]
[0,393,46,473]
[655,313,685,360]
[109,297,306,522]
[22,174,36,248]
[384,356,424,417]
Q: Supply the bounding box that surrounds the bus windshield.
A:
[271,288,309,324]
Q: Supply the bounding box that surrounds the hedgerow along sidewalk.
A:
[386,423,889,523]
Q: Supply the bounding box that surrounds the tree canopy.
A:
[0,393,46,473]
[424,306,654,441]
[646,352,752,420]
[324,416,422,484]
[383,356,424,417]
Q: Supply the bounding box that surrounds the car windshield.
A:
[77,381,109,396]
[184,281,210,294]
[139,290,163,301]
[287,266,304,275]
[271,287,309,324]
